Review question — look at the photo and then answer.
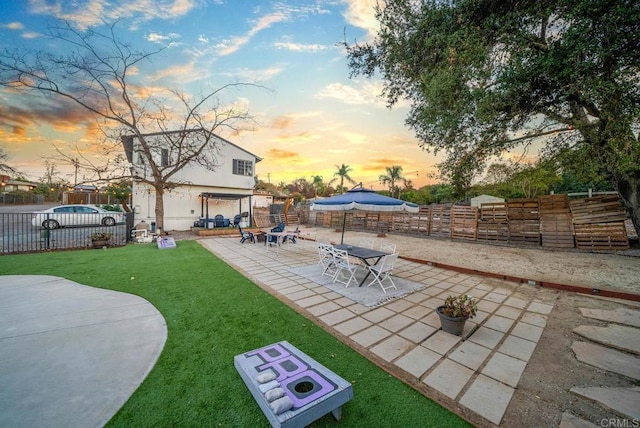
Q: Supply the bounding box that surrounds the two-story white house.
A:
[122,130,261,231]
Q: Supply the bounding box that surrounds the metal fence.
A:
[0,212,133,254]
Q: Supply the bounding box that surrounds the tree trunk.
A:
[155,186,165,233]
[613,171,640,239]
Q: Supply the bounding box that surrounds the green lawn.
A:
[0,241,469,427]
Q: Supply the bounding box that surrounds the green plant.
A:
[90,232,113,241]
[441,294,477,319]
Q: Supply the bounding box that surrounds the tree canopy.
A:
[346,0,640,235]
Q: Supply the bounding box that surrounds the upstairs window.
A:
[233,159,253,176]
[161,149,169,167]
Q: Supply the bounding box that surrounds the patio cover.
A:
[310,185,419,243]
[200,192,253,225]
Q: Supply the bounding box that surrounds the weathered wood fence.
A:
[301,194,633,252]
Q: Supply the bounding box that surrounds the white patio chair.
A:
[332,248,359,288]
[366,253,399,293]
[317,243,336,277]
[380,241,397,253]
[358,238,375,249]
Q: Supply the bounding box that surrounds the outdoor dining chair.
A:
[317,243,336,277]
[380,242,397,253]
[366,253,399,293]
[332,248,359,288]
[358,238,375,249]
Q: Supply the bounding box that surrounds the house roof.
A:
[121,129,262,164]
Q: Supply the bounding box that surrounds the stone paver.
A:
[333,317,373,336]
[559,412,599,428]
[511,321,544,342]
[573,324,640,355]
[570,386,640,420]
[500,335,537,362]
[527,301,554,314]
[449,341,491,370]
[460,374,515,425]
[379,313,414,333]
[483,315,515,333]
[468,327,505,349]
[579,308,640,328]
[370,335,414,362]
[350,325,392,347]
[571,341,640,380]
[422,330,461,355]
[318,308,356,326]
[481,352,527,387]
[399,322,436,343]
[395,345,441,378]
[424,359,475,399]
[362,307,395,323]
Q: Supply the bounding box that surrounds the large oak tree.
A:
[346,0,640,235]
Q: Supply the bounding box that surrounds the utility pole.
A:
[73,158,79,186]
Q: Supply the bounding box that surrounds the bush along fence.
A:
[304,194,634,252]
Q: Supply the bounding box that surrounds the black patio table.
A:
[334,244,390,287]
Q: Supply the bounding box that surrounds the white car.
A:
[31,205,124,229]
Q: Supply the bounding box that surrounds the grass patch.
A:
[0,241,469,427]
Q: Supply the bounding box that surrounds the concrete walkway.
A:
[200,236,556,426]
[0,275,167,428]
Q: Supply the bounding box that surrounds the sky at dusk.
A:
[0,0,446,190]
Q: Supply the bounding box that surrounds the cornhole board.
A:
[234,341,353,428]
[156,236,176,249]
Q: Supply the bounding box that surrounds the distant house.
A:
[0,178,39,193]
[470,194,505,207]
[122,130,262,231]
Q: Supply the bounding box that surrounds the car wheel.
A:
[102,217,116,226]
[43,219,59,229]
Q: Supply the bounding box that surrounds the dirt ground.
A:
[173,227,640,426]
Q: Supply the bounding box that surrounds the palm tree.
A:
[330,164,357,194]
[379,165,405,198]
[310,175,325,197]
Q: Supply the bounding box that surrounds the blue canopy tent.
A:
[310,185,419,244]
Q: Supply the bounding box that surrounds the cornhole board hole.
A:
[234,341,353,428]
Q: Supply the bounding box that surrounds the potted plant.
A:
[436,294,478,336]
[90,232,113,248]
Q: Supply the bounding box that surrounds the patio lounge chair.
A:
[238,226,255,244]
[366,253,399,293]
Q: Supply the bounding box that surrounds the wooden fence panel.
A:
[540,194,574,248]
[430,204,452,237]
[477,202,508,243]
[507,199,540,245]
[451,206,478,241]
[569,196,629,250]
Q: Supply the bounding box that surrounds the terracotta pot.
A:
[436,305,467,336]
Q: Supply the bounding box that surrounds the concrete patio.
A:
[200,235,557,426]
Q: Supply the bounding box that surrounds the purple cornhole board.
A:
[234,341,354,428]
